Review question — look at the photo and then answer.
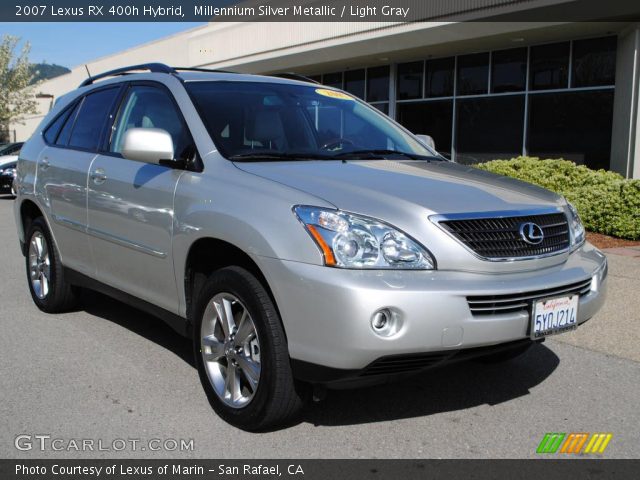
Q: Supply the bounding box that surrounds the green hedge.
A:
[474,157,640,240]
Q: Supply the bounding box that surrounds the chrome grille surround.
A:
[467,277,592,316]
[431,208,571,261]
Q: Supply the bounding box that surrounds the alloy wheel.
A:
[200,293,261,408]
[28,231,51,299]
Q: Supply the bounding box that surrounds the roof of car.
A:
[78,63,320,89]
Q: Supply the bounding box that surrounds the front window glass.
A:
[187,81,437,160]
[110,85,192,159]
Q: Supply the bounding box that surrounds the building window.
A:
[426,57,454,97]
[456,96,525,163]
[457,53,489,96]
[397,100,453,155]
[530,42,570,90]
[344,69,365,99]
[528,90,614,170]
[366,66,390,102]
[397,61,424,100]
[491,48,527,93]
[322,72,343,89]
[571,36,617,87]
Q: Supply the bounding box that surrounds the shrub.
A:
[475,157,640,240]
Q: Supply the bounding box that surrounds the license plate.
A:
[531,295,579,339]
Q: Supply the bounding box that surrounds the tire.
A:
[193,266,304,431]
[25,217,78,313]
[474,342,532,364]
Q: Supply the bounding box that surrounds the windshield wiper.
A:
[229,152,333,161]
[330,149,441,161]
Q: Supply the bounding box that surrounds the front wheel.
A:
[193,266,304,431]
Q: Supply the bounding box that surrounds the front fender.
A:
[172,159,334,316]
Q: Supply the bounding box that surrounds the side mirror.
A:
[416,134,435,150]
[121,128,174,165]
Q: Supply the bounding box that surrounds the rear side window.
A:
[68,88,119,150]
[55,102,81,146]
[43,106,73,144]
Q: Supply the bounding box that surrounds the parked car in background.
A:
[0,142,23,156]
[13,64,607,431]
[0,154,18,196]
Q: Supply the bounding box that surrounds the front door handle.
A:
[90,168,107,185]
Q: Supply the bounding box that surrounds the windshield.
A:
[186,81,440,161]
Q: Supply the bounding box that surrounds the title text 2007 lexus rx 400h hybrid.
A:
[14,64,607,430]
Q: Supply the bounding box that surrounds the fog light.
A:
[370,309,400,337]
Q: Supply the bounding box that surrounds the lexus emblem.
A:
[519,222,544,245]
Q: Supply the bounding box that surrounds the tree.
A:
[0,35,37,142]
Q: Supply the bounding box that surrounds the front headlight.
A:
[566,201,585,249]
[293,206,435,269]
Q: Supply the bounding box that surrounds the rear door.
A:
[36,86,122,276]
[86,82,193,313]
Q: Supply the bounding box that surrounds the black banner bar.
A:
[2,0,640,22]
[1,460,640,480]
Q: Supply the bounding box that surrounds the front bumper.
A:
[257,243,607,378]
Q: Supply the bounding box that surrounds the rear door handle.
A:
[90,168,107,185]
[41,157,50,170]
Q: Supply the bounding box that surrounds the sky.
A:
[0,22,206,68]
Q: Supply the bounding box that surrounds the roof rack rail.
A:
[270,72,320,84]
[79,63,174,87]
[172,66,238,74]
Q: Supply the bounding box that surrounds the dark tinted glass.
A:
[397,100,453,154]
[426,57,454,97]
[322,72,343,89]
[55,102,81,146]
[528,91,613,170]
[44,107,73,144]
[491,48,527,93]
[69,88,119,150]
[397,61,423,100]
[372,103,389,114]
[344,69,365,99]
[456,96,525,163]
[366,66,390,102]
[572,36,616,87]
[530,42,569,90]
[457,53,489,96]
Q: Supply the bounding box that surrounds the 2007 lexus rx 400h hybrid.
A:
[13,64,607,430]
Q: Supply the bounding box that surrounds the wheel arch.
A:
[19,199,46,256]
[183,237,283,337]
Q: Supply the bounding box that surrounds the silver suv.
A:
[14,64,607,430]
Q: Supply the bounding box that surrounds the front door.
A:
[86,83,193,313]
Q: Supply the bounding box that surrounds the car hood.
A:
[234,159,571,273]
[234,159,562,216]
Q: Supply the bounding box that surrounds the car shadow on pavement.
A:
[78,289,559,429]
[303,343,559,427]
[79,290,195,368]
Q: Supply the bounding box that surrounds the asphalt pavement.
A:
[1,196,638,459]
